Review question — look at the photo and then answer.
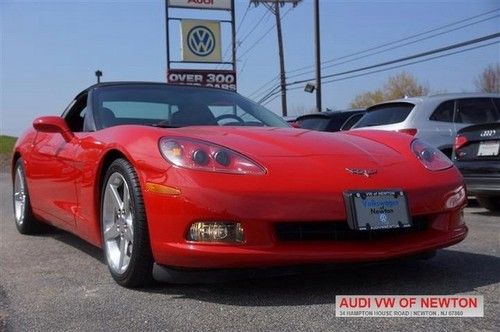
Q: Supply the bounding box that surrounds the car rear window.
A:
[455,98,500,124]
[493,98,500,115]
[297,117,331,131]
[354,103,414,128]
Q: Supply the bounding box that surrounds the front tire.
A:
[12,158,43,234]
[101,159,154,287]
[476,195,500,212]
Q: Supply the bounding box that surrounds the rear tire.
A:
[476,195,500,212]
[101,158,154,287]
[12,158,43,234]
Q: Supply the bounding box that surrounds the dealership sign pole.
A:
[165,0,237,91]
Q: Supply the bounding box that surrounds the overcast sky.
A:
[1,0,499,136]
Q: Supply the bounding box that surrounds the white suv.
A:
[351,93,500,157]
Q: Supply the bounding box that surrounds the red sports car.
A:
[12,82,468,287]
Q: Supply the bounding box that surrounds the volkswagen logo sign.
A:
[187,26,215,57]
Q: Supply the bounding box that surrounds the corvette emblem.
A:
[345,168,378,177]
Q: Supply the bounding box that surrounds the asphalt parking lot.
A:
[0,172,499,331]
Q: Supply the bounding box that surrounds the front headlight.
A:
[159,137,266,175]
[411,139,453,171]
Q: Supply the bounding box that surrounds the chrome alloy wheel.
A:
[13,166,26,225]
[103,172,134,274]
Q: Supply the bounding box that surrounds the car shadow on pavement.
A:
[44,228,500,307]
[40,227,105,264]
[141,249,500,306]
[470,210,500,217]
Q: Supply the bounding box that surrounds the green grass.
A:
[0,135,17,155]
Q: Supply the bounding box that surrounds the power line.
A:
[285,13,500,81]
[236,10,271,52]
[262,41,499,106]
[219,4,251,66]
[288,7,500,75]
[237,6,293,60]
[291,32,500,86]
[250,7,499,98]
[219,9,272,68]
[322,42,499,86]
[258,33,500,103]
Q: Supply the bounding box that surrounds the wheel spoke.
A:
[108,184,123,210]
[104,224,120,240]
[14,167,26,225]
[118,238,127,269]
[123,227,133,242]
[123,182,130,213]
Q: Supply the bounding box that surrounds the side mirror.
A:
[33,116,74,142]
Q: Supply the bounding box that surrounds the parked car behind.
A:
[352,93,500,157]
[453,122,500,212]
[296,109,365,132]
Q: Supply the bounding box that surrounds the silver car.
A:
[352,93,500,157]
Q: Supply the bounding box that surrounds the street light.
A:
[304,82,315,93]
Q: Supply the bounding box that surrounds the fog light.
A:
[187,222,244,243]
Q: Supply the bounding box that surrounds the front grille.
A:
[275,216,429,242]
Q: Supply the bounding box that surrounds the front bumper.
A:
[142,170,467,269]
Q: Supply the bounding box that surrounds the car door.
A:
[426,100,455,151]
[27,96,87,228]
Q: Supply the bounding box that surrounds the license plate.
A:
[477,141,499,157]
[344,190,412,231]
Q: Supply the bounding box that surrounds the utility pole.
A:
[251,0,301,116]
[313,0,322,112]
[274,2,287,116]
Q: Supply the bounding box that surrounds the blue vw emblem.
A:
[187,26,215,57]
[379,213,388,224]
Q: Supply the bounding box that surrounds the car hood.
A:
[170,126,408,166]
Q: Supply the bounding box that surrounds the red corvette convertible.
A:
[12,82,467,287]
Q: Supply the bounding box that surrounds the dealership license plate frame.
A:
[477,140,499,157]
[344,190,412,231]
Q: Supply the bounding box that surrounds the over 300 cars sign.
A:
[167,69,236,91]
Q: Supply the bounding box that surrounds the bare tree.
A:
[350,90,385,109]
[384,72,429,100]
[475,64,500,93]
[350,72,429,108]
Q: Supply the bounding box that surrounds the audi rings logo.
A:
[480,130,496,137]
[187,26,215,57]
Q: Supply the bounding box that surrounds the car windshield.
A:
[353,102,414,128]
[93,85,290,129]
